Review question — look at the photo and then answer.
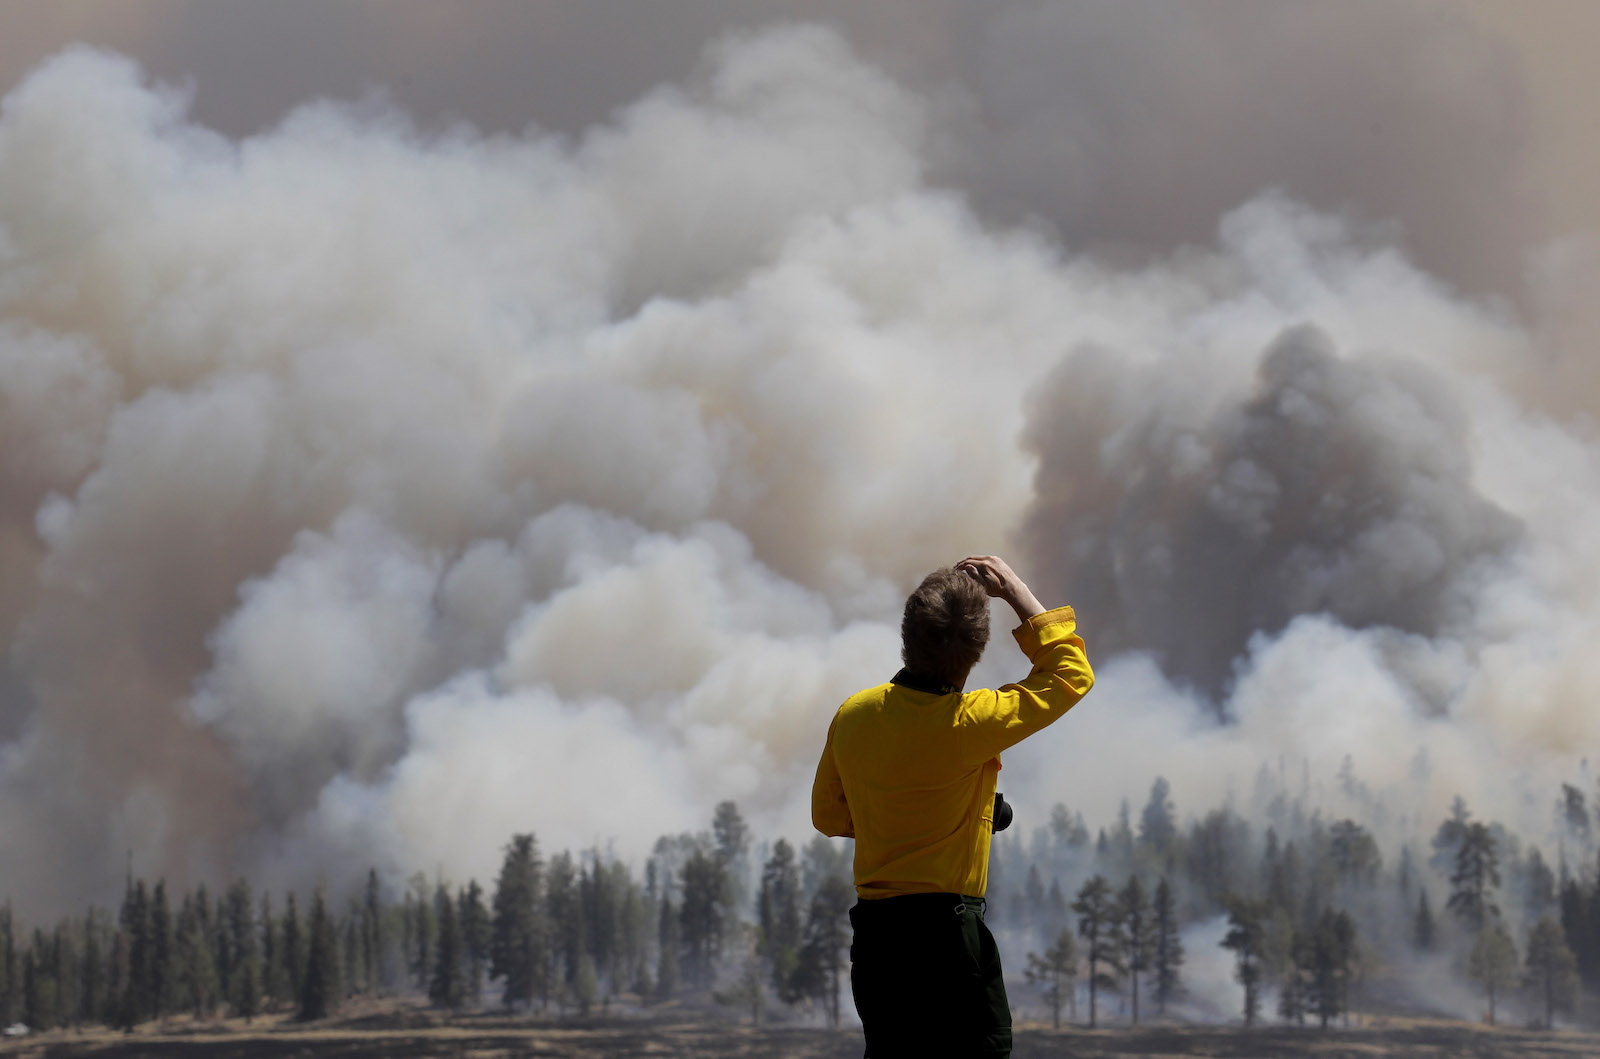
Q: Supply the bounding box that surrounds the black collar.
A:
[891,668,958,696]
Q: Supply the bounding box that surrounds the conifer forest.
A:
[3,766,1597,1045]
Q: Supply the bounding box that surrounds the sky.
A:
[1,0,1598,917]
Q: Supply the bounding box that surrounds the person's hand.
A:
[957,555,1045,621]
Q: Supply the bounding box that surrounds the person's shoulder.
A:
[840,682,892,709]
[836,682,894,722]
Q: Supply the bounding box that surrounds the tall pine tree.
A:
[1448,822,1501,932]
[1117,875,1154,1025]
[360,870,383,993]
[224,880,260,1021]
[1072,875,1123,1028]
[1465,925,1517,1025]
[282,892,305,1005]
[679,848,730,990]
[118,876,150,1029]
[1221,897,1268,1026]
[758,839,802,997]
[489,833,548,1010]
[428,884,464,1010]
[1151,877,1184,1014]
[458,881,489,1008]
[1024,929,1078,1029]
[298,888,340,1021]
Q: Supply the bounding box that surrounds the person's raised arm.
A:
[954,556,1093,763]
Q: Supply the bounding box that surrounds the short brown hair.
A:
[901,567,990,685]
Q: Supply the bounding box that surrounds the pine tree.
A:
[1151,877,1184,1014]
[716,930,764,1026]
[54,922,80,1029]
[224,880,260,1021]
[573,950,599,1015]
[1523,917,1578,1029]
[655,896,680,1001]
[1024,928,1078,1028]
[546,852,581,1005]
[1306,909,1354,1030]
[176,893,219,1017]
[1430,796,1472,874]
[341,904,359,1003]
[712,800,751,910]
[1278,931,1307,1026]
[619,874,651,999]
[1588,852,1600,990]
[1560,783,1591,852]
[361,869,383,994]
[1559,874,1595,988]
[789,875,852,1027]
[259,894,281,1007]
[21,940,44,1031]
[489,833,548,1010]
[1,903,16,1026]
[208,883,232,1006]
[428,884,464,1010]
[1046,879,1069,939]
[282,892,305,1005]
[119,876,150,1028]
[679,847,730,990]
[1049,803,1090,850]
[1465,925,1517,1025]
[578,855,614,994]
[1222,897,1268,1026]
[1412,890,1437,951]
[1019,865,1043,930]
[407,873,435,991]
[757,838,802,998]
[1072,875,1123,1028]
[1117,875,1154,1025]
[1139,777,1177,852]
[1328,821,1381,888]
[107,929,129,1030]
[458,881,489,1008]
[1397,845,1415,899]
[298,888,340,1021]
[1524,847,1557,923]
[1448,822,1501,933]
[80,908,105,1026]
[145,883,173,1023]
[30,927,64,1030]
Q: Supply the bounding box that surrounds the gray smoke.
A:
[1025,321,1520,693]
[0,15,1595,920]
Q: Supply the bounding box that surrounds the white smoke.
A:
[0,26,1593,917]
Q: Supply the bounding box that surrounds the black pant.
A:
[849,893,1012,1058]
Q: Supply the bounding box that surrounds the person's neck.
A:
[892,667,968,695]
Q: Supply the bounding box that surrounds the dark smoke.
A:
[1024,323,1520,694]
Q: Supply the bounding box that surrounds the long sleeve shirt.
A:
[811,605,1094,899]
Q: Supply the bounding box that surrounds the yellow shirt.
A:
[811,606,1094,900]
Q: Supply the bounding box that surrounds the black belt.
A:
[853,892,987,920]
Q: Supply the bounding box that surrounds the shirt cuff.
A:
[1012,604,1077,657]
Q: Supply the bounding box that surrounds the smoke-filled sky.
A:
[2,1,1598,917]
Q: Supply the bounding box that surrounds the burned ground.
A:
[2,1012,1596,1059]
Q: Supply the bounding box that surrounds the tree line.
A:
[996,770,1593,1030]
[3,765,1599,1032]
[0,801,860,1032]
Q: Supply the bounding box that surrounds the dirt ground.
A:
[3,1013,1597,1059]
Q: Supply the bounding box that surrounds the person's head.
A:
[901,566,990,689]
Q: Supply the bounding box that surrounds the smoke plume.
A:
[0,18,1594,919]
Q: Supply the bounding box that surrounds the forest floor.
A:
[2,1004,1596,1058]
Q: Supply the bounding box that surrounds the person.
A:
[811,555,1094,1058]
